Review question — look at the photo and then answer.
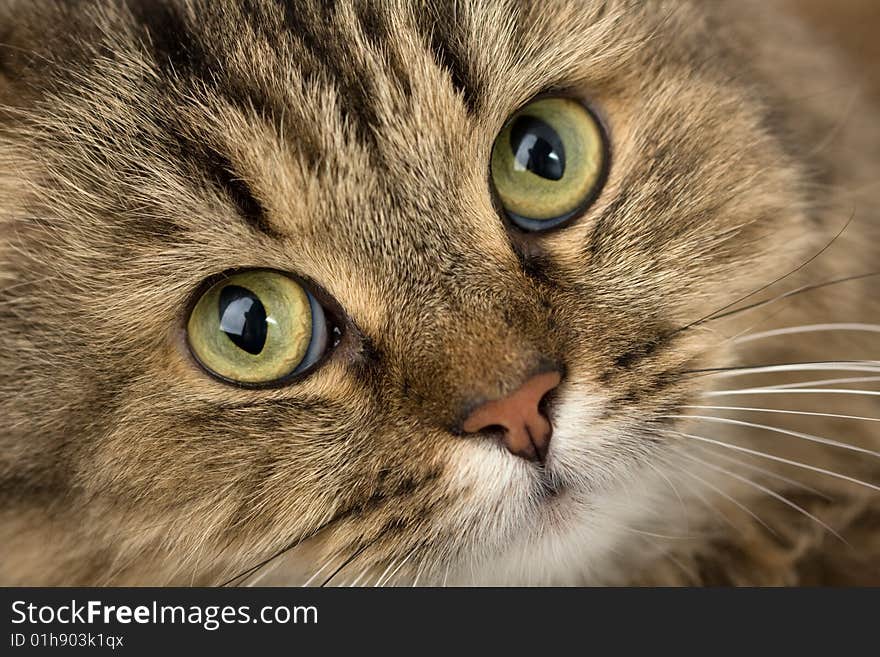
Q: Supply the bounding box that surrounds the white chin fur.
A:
[260,382,691,586]
[442,381,686,585]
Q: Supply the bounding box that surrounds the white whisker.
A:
[663,462,739,530]
[721,304,794,345]
[411,560,425,587]
[346,564,373,587]
[763,376,880,390]
[657,428,880,493]
[645,459,690,532]
[672,461,776,535]
[735,323,880,343]
[244,557,285,587]
[679,452,845,543]
[663,414,880,459]
[708,362,880,379]
[706,387,880,398]
[632,529,701,582]
[301,557,336,587]
[610,524,698,541]
[375,547,417,587]
[682,405,880,423]
[688,442,830,499]
[372,555,400,588]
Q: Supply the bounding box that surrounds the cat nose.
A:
[461,370,562,462]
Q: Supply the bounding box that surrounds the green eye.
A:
[490,97,606,231]
[187,270,331,385]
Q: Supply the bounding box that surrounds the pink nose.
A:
[461,371,562,462]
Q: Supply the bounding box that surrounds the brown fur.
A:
[0,0,877,585]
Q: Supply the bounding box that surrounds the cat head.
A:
[0,0,842,584]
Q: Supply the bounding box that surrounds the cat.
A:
[1,0,878,586]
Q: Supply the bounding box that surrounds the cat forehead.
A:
[8,0,748,280]
[122,0,631,145]
[10,1,694,210]
[110,0,662,232]
[124,0,638,118]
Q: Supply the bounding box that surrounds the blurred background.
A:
[792,0,880,100]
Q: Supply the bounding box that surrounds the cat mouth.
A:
[533,464,567,500]
[538,478,566,500]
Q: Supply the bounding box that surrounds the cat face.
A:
[0,0,841,584]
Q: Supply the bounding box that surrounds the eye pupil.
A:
[509,115,566,181]
[218,285,267,355]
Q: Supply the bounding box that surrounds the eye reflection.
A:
[510,115,566,181]
[218,285,268,355]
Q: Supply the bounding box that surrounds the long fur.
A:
[0,0,878,585]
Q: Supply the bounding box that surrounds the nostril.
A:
[538,386,558,418]
[477,423,508,436]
